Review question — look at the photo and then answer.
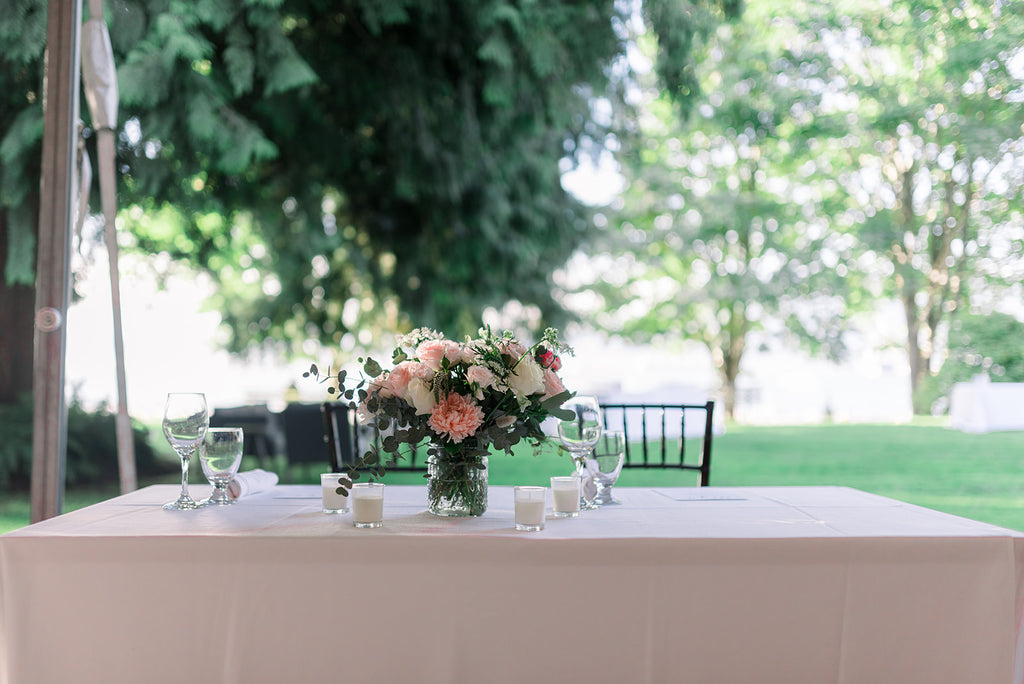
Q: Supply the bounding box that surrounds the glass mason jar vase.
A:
[426,450,488,517]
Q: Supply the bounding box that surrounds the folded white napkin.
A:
[580,472,597,502]
[577,462,598,502]
[227,469,279,501]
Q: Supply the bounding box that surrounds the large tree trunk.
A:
[0,211,37,404]
[893,151,971,415]
[713,301,748,419]
[901,286,927,412]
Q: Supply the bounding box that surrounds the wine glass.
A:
[557,395,602,510]
[199,427,244,506]
[588,431,626,505]
[162,392,209,510]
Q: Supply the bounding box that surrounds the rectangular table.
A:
[3,485,1023,683]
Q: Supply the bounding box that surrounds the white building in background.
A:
[731,300,915,425]
[560,323,914,426]
[733,342,914,425]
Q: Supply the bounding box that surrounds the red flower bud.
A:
[537,349,561,371]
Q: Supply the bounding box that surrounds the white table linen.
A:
[2,485,1022,684]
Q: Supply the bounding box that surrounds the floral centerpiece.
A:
[309,327,575,516]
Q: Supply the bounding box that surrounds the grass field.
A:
[4,420,1024,533]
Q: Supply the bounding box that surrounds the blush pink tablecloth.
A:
[2,485,1023,684]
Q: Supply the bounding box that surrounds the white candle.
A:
[321,483,349,512]
[552,487,580,515]
[352,494,383,526]
[516,499,546,526]
[320,473,349,513]
[550,476,581,517]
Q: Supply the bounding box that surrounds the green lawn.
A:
[5,420,1024,534]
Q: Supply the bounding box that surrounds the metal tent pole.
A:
[31,0,83,522]
[83,0,136,493]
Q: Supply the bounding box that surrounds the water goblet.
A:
[588,431,626,506]
[162,392,209,511]
[199,427,244,506]
[557,395,602,510]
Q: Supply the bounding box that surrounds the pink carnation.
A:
[542,368,565,399]
[416,339,462,371]
[428,393,485,443]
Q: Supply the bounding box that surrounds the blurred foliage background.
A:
[1,0,1023,488]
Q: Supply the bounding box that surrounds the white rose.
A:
[406,378,436,416]
[507,355,545,398]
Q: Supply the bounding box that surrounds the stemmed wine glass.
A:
[589,430,626,505]
[162,392,209,511]
[199,427,244,506]
[557,395,602,510]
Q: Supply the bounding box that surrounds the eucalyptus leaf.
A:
[540,390,573,412]
[548,406,575,421]
[364,358,383,377]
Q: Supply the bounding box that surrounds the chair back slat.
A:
[598,401,715,486]
[677,410,686,467]
[659,407,668,466]
[618,410,632,464]
[210,404,284,464]
[321,402,352,472]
